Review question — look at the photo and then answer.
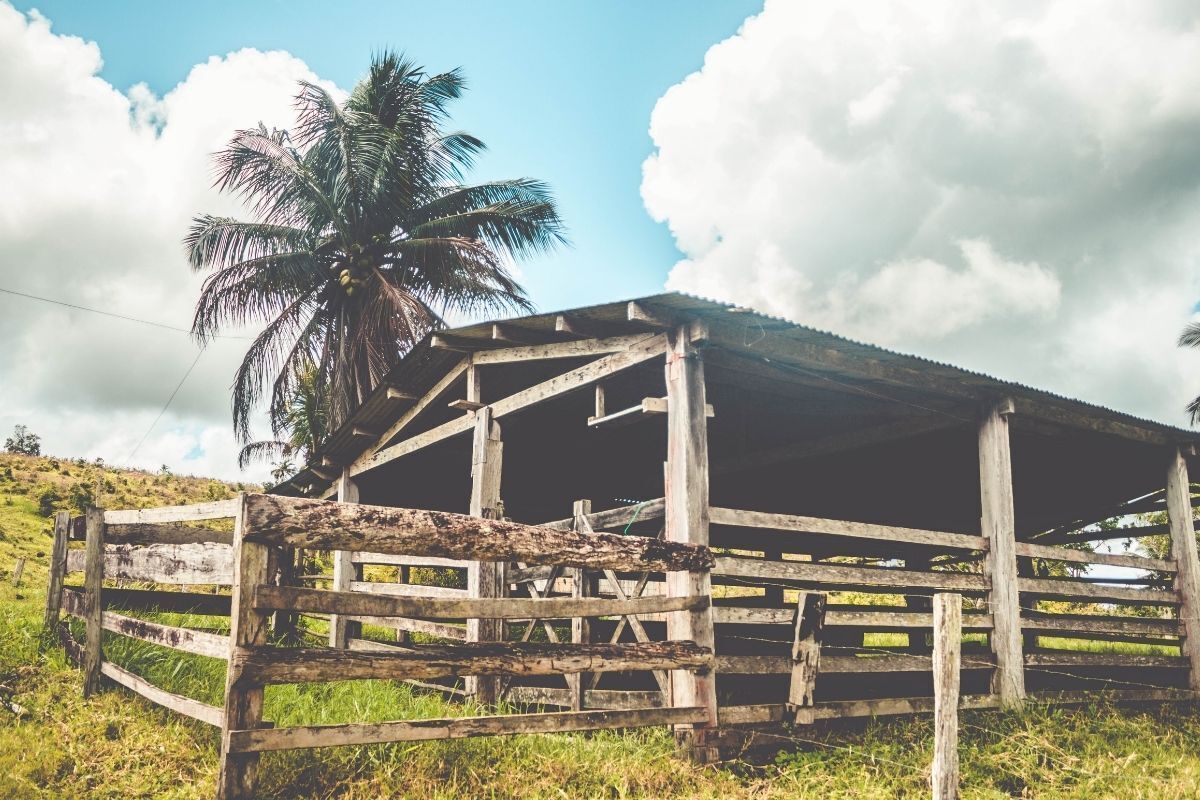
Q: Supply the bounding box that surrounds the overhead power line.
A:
[0,285,251,340]
[125,348,206,464]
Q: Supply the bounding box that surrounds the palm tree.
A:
[236,362,326,472]
[187,52,565,446]
[1182,322,1200,422]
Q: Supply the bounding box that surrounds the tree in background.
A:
[4,425,41,456]
[1181,322,1200,422]
[237,363,326,481]
[187,52,565,455]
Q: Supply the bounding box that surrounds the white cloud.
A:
[0,3,340,480]
[642,0,1200,426]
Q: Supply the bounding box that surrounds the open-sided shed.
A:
[271,291,1200,740]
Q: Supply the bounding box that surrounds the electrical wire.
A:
[124,347,205,464]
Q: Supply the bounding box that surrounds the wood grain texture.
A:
[241,494,713,572]
[233,640,714,686]
[100,660,224,727]
[43,511,69,632]
[67,542,232,585]
[710,507,986,551]
[82,507,104,698]
[932,593,961,800]
[1166,447,1200,691]
[104,500,238,525]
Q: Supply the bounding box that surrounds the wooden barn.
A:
[265,291,1200,734]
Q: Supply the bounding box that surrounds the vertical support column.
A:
[219,494,273,800]
[43,511,70,634]
[467,405,504,705]
[932,593,962,800]
[570,499,592,712]
[329,468,361,649]
[82,507,104,698]
[664,325,719,761]
[1166,447,1200,691]
[904,556,932,654]
[788,591,825,723]
[978,399,1025,708]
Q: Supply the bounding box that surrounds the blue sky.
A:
[15,0,760,312]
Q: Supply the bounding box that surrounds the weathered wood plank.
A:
[329,469,360,650]
[717,653,995,675]
[467,406,505,705]
[471,332,655,365]
[932,593,961,800]
[1166,447,1200,691]
[713,605,995,630]
[241,494,713,573]
[43,511,70,632]
[1017,577,1179,605]
[104,523,233,546]
[712,557,988,592]
[254,585,707,620]
[709,507,987,551]
[1024,651,1187,669]
[540,498,665,532]
[219,495,271,800]
[368,358,469,455]
[232,641,714,686]
[346,612,468,639]
[101,610,229,659]
[979,400,1025,708]
[69,586,232,616]
[227,706,707,753]
[104,500,238,525]
[1020,613,1182,638]
[349,580,468,599]
[67,542,233,585]
[82,507,104,698]
[350,552,468,568]
[99,660,224,727]
[1013,541,1174,573]
[788,592,825,715]
[505,686,665,710]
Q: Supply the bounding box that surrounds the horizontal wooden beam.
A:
[471,332,654,366]
[62,586,232,616]
[253,585,709,620]
[99,660,225,727]
[242,494,712,572]
[710,507,986,552]
[713,605,995,631]
[712,556,989,593]
[1018,577,1179,605]
[349,580,467,599]
[1020,613,1181,638]
[102,523,233,547]
[349,552,468,568]
[104,499,238,525]
[587,397,713,429]
[232,640,714,686]
[63,590,228,658]
[540,498,665,532]
[717,653,995,675]
[504,686,664,710]
[1025,651,1186,669]
[227,705,706,754]
[67,542,233,585]
[1014,541,1175,573]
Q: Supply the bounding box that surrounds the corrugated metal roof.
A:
[273,291,1200,495]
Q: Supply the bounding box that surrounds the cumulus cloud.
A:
[0,4,339,480]
[642,0,1200,425]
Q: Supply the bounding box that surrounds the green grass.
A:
[6,457,1200,797]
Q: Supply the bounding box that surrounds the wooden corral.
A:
[43,292,1200,798]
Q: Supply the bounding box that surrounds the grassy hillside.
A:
[3,453,1200,798]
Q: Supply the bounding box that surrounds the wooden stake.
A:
[1166,447,1200,691]
[978,400,1025,708]
[932,593,962,800]
[664,325,719,762]
[571,500,592,711]
[82,507,104,698]
[329,469,361,649]
[467,406,504,705]
[42,511,70,632]
[788,591,826,721]
[10,557,25,587]
[218,494,273,800]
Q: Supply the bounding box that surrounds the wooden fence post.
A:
[932,592,962,800]
[42,510,70,633]
[978,399,1025,708]
[82,507,104,698]
[664,325,719,762]
[329,469,361,649]
[789,591,826,723]
[1166,447,1200,691]
[571,499,593,711]
[218,494,273,800]
[467,406,504,705]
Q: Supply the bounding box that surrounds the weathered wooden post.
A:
[932,592,962,800]
[664,324,719,762]
[1165,447,1200,691]
[788,591,826,723]
[42,511,70,633]
[467,405,504,705]
[570,499,592,712]
[82,507,105,698]
[329,468,361,648]
[218,494,273,800]
[978,399,1025,708]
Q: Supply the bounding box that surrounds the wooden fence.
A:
[44,493,716,800]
